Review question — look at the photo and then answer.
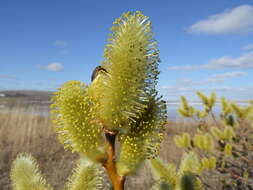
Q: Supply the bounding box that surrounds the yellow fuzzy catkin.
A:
[149,158,177,189]
[174,133,191,148]
[63,158,104,190]
[224,143,232,156]
[223,126,235,140]
[200,158,210,170]
[193,134,213,153]
[178,96,195,117]
[195,109,207,119]
[231,103,253,119]
[209,92,216,109]
[193,135,204,149]
[196,92,209,106]
[11,153,52,190]
[209,156,217,169]
[51,81,107,162]
[203,134,213,153]
[210,127,223,140]
[231,103,244,118]
[100,11,161,132]
[179,152,201,175]
[221,96,231,117]
[117,94,167,175]
[211,126,235,141]
[150,154,203,190]
[196,91,216,112]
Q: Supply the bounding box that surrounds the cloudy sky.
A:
[1,0,253,101]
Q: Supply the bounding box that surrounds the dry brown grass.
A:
[0,107,197,190]
[0,107,78,190]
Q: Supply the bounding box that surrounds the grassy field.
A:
[0,107,199,190]
[0,106,78,190]
[0,91,219,190]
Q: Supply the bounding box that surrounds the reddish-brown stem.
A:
[102,130,125,190]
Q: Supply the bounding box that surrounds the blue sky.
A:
[1,0,253,101]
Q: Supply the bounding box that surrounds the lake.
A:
[0,100,251,121]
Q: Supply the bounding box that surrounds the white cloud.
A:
[189,5,253,34]
[162,86,230,98]
[168,65,198,71]
[162,85,242,93]
[47,63,64,72]
[54,40,67,48]
[38,63,64,72]
[242,44,253,51]
[161,85,253,101]
[0,75,18,80]
[206,51,253,69]
[168,51,253,71]
[173,71,246,87]
[161,86,197,96]
[206,71,247,82]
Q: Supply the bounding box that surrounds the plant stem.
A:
[103,130,125,190]
[211,111,221,128]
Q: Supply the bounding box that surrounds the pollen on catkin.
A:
[117,94,167,175]
[51,80,106,162]
[99,11,161,132]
